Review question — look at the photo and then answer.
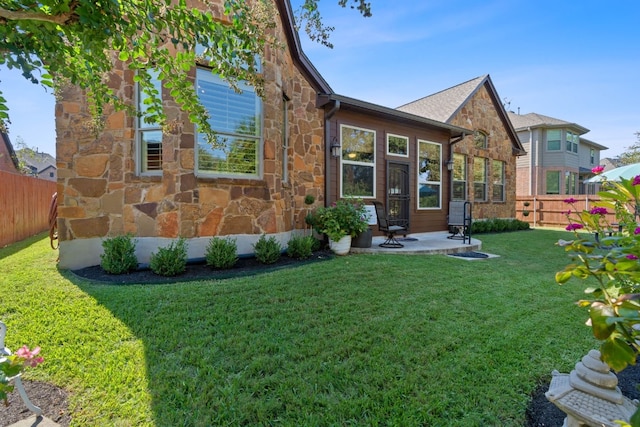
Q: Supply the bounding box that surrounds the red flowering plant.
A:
[1,345,44,405]
[556,167,640,379]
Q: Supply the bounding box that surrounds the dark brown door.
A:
[387,162,410,226]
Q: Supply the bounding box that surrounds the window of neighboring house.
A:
[417,140,441,209]
[565,172,577,195]
[452,153,467,201]
[473,157,487,201]
[547,129,561,151]
[49,172,54,178]
[474,130,488,149]
[590,148,595,165]
[137,69,163,174]
[282,94,289,183]
[492,160,505,202]
[546,171,560,194]
[341,124,375,198]
[387,133,409,157]
[567,131,579,153]
[195,67,262,177]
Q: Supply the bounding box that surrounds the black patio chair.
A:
[371,200,409,248]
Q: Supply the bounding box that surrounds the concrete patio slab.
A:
[349,231,482,255]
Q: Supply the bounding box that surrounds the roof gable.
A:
[0,132,20,173]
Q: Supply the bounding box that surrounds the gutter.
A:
[324,99,341,207]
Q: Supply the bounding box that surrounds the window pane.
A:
[138,69,161,129]
[474,131,487,149]
[342,126,375,163]
[197,135,258,175]
[141,130,162,172]
[492,160,504,202]
[452,153,467,201]
[453,182,466,200]
[387,134,408,156]
[546,171,560,194]
[419,184,440,208]
[417,140,441,209]
[547,129,561,151]
[474,157,486,201]
[342,163,374,197]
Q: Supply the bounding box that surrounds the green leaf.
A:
[600,335,636,372]
[590,303,616,340]
[119,51,130,61]
[555,270,573,284]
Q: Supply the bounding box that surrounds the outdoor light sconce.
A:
[446,159,454,171]
[330,138,341,158]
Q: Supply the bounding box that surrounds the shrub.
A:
[253,234,282,264]
[149,238,188,276]
[287,235,315,259]
[205,237,238,269]
[100,234,138,274]
[471,218,529,234]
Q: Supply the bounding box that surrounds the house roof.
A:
[580,137,608,151]
[396,75,525,155]
[17,149,56,174]
[0,131,20,172]
[507,111,589,134]
[323,93,472,139]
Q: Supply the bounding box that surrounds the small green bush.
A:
[205,237,238,269]
[149,238,188,276]
[253,234,282,264]
[287,235,315,259]
[100,234,138,274]
[471,218,530,234]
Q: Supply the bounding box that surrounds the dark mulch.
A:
[5,250,640,426]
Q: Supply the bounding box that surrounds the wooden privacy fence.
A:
[0,171,57,248]
[516,195,617,228]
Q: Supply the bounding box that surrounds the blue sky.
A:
[2,0,638,158]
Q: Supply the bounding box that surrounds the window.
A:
[137,70,163,174]
[474,130,488,149]
[282,95,289,183]
[547,129,561,151]
[492,160,505,202]
[196,68,262,177]
[590,149,595,165]
[473,157,487,201]
[340,125,375,198]
[567,131,579,153]
[452,153,467,201]
[546,171,560,194]
[387,133,408,157]
[417,140,441,209]
[565,172,577,195]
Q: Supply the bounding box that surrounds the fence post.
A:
[533,196,537,228]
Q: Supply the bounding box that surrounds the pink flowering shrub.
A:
[557,170,640,376]
[1,345,44,404]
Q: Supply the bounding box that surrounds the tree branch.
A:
[0,6,73,25]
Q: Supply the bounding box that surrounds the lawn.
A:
[1,229,598,426]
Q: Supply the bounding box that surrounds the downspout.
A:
[324,99,341,207]
[528,127,533,196]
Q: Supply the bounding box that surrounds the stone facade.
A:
[56,1,325,269]
[448,84,517,219]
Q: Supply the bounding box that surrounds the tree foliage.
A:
[618,132,640,166]
[0,0,371,142]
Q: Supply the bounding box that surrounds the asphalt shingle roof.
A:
[506,111,589,134]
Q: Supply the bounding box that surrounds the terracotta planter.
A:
[329,235,352,255]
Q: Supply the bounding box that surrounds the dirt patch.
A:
[0,380,70,427]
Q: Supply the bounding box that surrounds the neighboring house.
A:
[16,149,57,181]
[0,132,20,174]
[397,75,525,220]
[507,112,608,196]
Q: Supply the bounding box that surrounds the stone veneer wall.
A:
[55,3,325,269]
[449,84,517,220]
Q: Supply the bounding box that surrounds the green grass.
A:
[1,230,599,426]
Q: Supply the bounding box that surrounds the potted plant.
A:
[310,199,368,255]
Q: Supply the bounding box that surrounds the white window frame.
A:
[386,133,409,157]
[417,139,442,210]
[136,70,163,176]
[340,124,376,199]
[195,67,263,179]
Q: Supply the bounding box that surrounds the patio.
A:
[350,231,482,255]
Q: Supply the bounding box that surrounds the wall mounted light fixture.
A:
[446,159,454,171]
[330,137,341,158]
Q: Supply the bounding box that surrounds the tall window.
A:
[417,140,441,209]
[473,157,487,201]
[282,95,289,183]
[137,70,162,174]
[567,131,579,153]
[196,68,262,177]
[452,153,467,201]
[547,129,561,151]
[341,125,375,198]
[474,130,488,149]
[387,133,409,157]
[492,160,505,202]
[590,149,595,165]
[546,171,560,194]
[565,172,577,195]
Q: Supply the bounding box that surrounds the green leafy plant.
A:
[1,345,43,405]
[309,198,369,241]
[253,235,282,265]
[287,235,315,260]
[149,238,188,277]
[205,237,238,270]
[100,234,138,274]
[304,194,315,205]
[471,218,529,234]
[556,170,640,425]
